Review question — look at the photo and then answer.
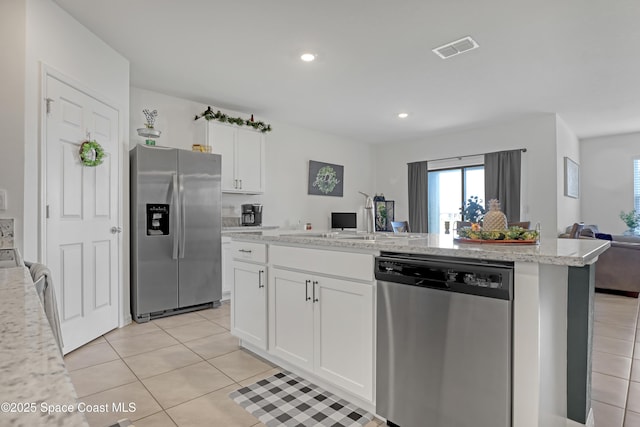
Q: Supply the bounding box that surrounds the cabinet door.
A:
[269,269,314,371]
[236,128,265,193]
[314,277,374,401]
[231,261,267,349]
[209,122,237,192]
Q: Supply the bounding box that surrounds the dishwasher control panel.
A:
[375,252,513,300]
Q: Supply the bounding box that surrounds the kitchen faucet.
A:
[358,191,375,234]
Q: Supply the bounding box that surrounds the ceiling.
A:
[55,0,640,144]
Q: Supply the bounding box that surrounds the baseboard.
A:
[595,287,639,298]
[120,313,132,328]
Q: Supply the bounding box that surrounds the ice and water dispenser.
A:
[146,204,170,235]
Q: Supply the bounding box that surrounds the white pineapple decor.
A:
[483,199,508,231]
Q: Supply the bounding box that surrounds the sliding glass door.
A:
[428,165,484,233]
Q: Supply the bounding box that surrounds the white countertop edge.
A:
[227,232,611,267]
[0,251,89,427]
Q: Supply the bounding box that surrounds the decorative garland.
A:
[79,140,105,167]
[195,106,272,133]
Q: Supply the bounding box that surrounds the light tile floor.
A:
[66,293,637,427]
[65,302,383,427]
[592,292,640,427]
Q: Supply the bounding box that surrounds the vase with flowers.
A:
[620,209,640,235]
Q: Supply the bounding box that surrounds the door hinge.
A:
[45,98,54,115]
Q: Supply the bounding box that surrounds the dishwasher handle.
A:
[375,270,450,290]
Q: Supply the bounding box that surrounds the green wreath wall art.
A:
[307,160,344,197]
[313,165,340,194]
[79,140,105,167]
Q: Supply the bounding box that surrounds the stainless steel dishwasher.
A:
[375,252,513,427]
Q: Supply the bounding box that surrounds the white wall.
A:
[130,87,374,230]
[23,0,130,262]
[0,1,26,251]
[373,114,562,237]
[9,0,130,325]
[555,117,581,231]
[581,132,640,234]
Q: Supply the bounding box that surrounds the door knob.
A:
[111,226,122,234]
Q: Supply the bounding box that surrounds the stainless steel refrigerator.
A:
[130,144,222,323]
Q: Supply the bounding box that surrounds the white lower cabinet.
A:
[231,261,267,350]
[269,270,314,370]
[269,267,374,401]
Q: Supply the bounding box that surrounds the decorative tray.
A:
[455,225,539,245]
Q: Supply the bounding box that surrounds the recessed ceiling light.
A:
[300,53,316,62]
[398,113,409,119]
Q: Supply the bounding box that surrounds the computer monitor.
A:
[331,212,357,230]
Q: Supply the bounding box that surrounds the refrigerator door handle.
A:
[172,173,179,260]
[179,173,187,258]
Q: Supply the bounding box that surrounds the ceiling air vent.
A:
[432,36,479,59]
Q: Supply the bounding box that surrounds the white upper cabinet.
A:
[197,120,266,194]
[235,129,265,193]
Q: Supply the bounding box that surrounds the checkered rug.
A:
[229,371,375,427]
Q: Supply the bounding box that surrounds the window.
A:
[428,165,484,233]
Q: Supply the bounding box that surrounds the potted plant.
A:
[461,196,486,223]
[620,209,640,235]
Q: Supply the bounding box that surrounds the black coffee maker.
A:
[241,204,263,226]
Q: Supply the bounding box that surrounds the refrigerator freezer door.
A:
[177,150,222,307]
[131,145,179,317]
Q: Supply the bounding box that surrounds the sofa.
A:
[560,224,640,296]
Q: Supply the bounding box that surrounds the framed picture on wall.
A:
[564,157,579,199]
[308,160,344,197]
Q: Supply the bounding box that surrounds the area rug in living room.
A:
[229,371,375,427]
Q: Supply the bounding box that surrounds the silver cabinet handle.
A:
[258,269,265,288]
[238,249,252,253]
[234,179,239,189]
[313,280,319,303]
[239,179,243,189]
[305,279,311,301]
[110,226,122,234]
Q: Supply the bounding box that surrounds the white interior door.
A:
[45,74,120,354]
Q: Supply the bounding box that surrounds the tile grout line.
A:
[105,334,169,425]
[114,306,237,426]
[66,304,241,426]
[590,295,638,418]
[621,295,640,427]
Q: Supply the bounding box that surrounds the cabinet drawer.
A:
[232,242,267,263]
[270,245,373,281]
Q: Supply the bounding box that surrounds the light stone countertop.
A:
[0,262,88,426]
[228,230,610,267]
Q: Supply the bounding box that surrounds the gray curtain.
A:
[408,161,429,233]
[484,149,521,222]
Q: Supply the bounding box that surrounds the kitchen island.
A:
[228,230,609,427]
